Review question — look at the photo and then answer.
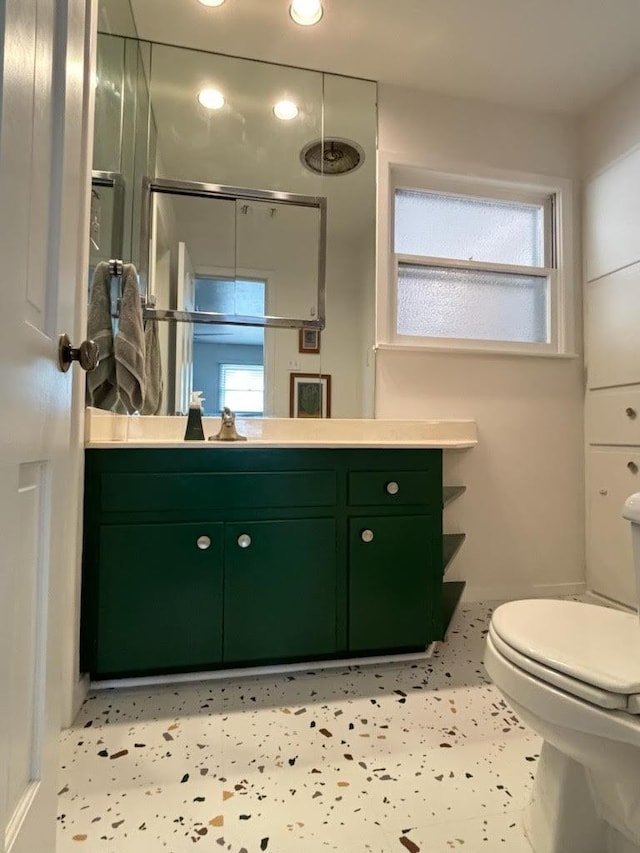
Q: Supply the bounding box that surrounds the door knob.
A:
[386,481,400,495]
[58,333,99,372]
[196,535,211,550]
[237,534,252,549]
[361,529,374,543]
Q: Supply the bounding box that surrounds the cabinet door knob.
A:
[196,535,211,550]
[386,481,400,495]
[626,407,637,419]
[361,529,374,543]
[628,461,639,474]
[599,489,608,496]
[237,534,252,549]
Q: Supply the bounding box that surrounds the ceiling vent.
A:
[301,137,364,176]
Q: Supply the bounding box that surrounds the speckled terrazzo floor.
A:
[57,603,538,852]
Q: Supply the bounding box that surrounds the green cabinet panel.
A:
[94,522,224,676]
[100,470,337,512]
[348,515,439,653]
[348,469,440,507]
[224,519,338,663]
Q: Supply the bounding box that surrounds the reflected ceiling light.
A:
[197,88,225,109]
[198,0,225,6]
[289,0,323,26]
[273,100,299,120]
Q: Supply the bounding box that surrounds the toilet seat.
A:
[491,600,640,714]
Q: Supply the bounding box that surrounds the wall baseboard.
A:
[64,673,90,728]
[461,580,586,603]
[583,589,637,613]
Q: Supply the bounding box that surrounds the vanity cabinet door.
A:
[348,515,439,653]
[94,522,224,676]
[223,519,337,664]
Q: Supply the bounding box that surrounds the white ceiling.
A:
[127,0,640,115]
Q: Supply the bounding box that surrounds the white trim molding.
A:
[376,151,578,358]
[461,581,586,603]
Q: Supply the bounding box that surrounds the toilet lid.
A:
[491,600,640,695]
[489,623,637,711]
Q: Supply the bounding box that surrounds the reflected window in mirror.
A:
[193,277,266,417]
[219,364,264,416]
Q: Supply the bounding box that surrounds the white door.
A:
[175,241,195,413]
[0,0,93,851]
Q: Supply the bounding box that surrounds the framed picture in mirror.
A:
[290,373,331,418]
[299,328,321,354]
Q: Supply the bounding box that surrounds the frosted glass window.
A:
[397,264,548,343]
[395,190,545,267]
[219,364,264,414]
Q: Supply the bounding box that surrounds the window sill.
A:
[375,343,580,360]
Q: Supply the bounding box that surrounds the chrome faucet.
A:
[209,407,247,442]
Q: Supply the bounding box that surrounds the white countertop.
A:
[85,408,478,450]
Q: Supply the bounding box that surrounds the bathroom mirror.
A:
[89,32,376,418]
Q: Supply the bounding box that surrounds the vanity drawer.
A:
[100,471,337,512]
[586,388,640,446]
[348,470,437,506]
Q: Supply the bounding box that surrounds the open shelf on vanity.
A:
[440,581,466,639]
[440,485,467,638]
[443,485,466,507]
[443,532,466,574]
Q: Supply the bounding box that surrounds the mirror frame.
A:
[139,176,327,330]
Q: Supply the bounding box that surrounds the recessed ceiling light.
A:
[198,0,225,6]
[273,100,299,121]
[289,0,323,26]
[197,88,225,110]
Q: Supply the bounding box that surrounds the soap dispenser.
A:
[184,391,206,441]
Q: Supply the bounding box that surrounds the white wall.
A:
[376,84,585,600]
[581,70,640,179]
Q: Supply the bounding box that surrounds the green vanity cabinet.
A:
[81,447,451,679]
[93,521,224,676]
[223,519,337,664]
[348,514,440,653]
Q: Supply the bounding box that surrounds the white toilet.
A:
[484,493,640,853]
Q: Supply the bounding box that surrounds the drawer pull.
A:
[361,529,375,543]
[237,534,252,549]
[628,462,639,474]
[386,481,400,495]
[196,535,211,550]
[626,407,637,419]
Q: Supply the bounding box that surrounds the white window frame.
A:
[376,155,577,357]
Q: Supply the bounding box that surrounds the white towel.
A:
[141,319,163,415]
[114,263,145,413]
[86,262,117,410]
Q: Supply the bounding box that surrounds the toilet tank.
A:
[622,493,640,614]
